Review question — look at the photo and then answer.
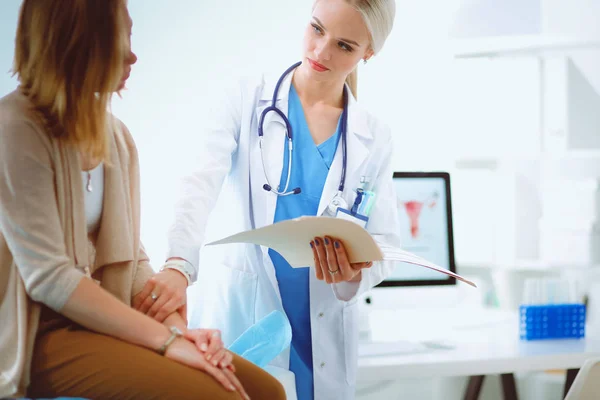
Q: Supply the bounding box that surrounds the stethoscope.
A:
[258,61,349,214]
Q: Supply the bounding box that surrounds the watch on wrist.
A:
[157,326,183,356]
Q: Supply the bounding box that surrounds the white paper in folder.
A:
[206,216,476,287]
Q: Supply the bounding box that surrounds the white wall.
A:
[0,1,20,96]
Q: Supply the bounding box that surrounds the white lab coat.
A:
[168,69,401,400]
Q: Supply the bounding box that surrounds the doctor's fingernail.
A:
[310,242,314,248]
[315,239,320,246]
[335,241,340,248]
[324,238,329,245]
[200,343,208,351]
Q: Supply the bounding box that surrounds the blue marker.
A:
[351,188,364,216]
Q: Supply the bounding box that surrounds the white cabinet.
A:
[543,56,600,153]
[448,1,600,268]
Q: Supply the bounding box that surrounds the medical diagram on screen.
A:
[389,177,451,281]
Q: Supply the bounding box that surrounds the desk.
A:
[357,308,600,399]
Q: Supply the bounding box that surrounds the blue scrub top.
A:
[268,84,341,400]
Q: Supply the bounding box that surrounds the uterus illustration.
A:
[398,192,439,238]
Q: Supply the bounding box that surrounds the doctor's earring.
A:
[363,59,368,65]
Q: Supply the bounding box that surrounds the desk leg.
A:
[464,376,485,400]
[563,369,579,398]
[500,373,519,400]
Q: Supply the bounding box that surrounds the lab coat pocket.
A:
[343,301,359,385]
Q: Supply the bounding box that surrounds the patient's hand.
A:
[166,337,248,400]
[133,270,188,323]
[184,328,235,371]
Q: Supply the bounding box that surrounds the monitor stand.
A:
[358,306,431,356]
[358,286,461,355]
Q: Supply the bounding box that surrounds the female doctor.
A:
[138,0,400,399]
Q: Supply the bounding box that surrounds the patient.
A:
[0,1,285,399]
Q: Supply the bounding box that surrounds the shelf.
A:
[459,262,600,272]
[539,150,600,160]
[452,36,600,59]
[453,151,600,166]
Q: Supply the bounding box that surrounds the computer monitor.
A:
[362,172,458,313]
[359,172,460,348]
[379,171,457,287]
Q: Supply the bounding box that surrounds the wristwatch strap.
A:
[157,326,183,356]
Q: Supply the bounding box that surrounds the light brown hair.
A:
[13,0,128,160]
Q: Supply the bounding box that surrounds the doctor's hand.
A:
[310,237,374,284]
[184,328,235,371]
[133,270,188,323]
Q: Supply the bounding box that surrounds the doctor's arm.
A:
[135,80,244,321]
[330,133,399,302]
[167,80,244,273]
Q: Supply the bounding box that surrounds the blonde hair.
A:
[13,0,128,160]
[313,0,396,98]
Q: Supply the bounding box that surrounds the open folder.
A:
[206,216,476,287]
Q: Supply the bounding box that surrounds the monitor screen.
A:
[378,172,457,287]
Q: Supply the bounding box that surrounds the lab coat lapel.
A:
[317,90,371,216]
[251,71,294,299]
[253,72,294,230]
